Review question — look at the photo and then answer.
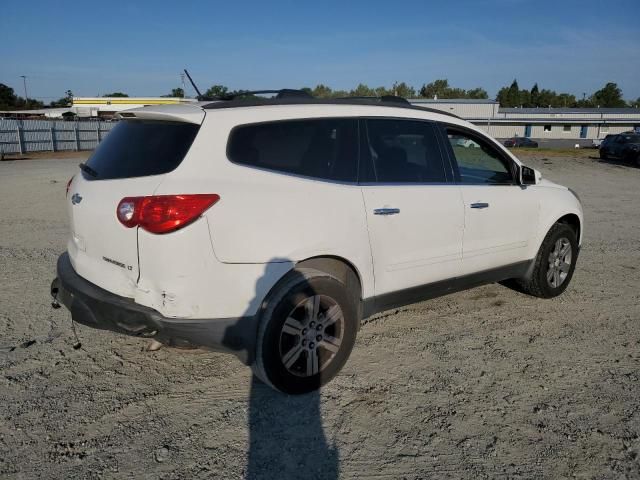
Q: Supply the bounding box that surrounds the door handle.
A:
[373,208,400,215]
[470,202,489,209]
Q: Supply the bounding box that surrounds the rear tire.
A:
[624,151,640,166]
[515,223,578,298]
[252,268,358,394]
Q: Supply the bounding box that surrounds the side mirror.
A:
[520,165,537,185]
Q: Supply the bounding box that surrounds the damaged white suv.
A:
[51,92,583,394]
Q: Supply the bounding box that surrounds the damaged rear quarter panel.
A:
[134,218,292,319]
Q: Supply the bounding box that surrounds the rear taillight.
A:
[116,194,220,234]
[66,176,74,197]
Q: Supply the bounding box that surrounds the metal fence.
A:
[0,118,115,155]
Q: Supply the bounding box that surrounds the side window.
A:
[445,128,514,185]
[227,118,358,182]
[365,119,447,183]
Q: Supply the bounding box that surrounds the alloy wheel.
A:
[278,295,344,378]
[547,237,572,288]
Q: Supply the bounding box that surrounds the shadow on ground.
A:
[246,377,339,480]
[226,261,340,480]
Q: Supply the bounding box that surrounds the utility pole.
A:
[20,75,29,102]
[180,73,186,98]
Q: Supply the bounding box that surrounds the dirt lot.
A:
[1,151,639,479]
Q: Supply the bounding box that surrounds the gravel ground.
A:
[0,152,639,479]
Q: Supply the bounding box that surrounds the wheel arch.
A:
[556,213,581,244]
[295,256,363,302]
[527,206,583,270]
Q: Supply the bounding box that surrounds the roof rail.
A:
[335,95,409,105]
[201,96,462,119]
[219,89,313,101]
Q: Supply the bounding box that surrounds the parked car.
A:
[455,137,479,148]
[503,137,539,148]
[51,93,583,394]
[597,134,614,150]
[599,133,640,166]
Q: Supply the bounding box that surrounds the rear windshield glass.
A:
[83,120,199,180]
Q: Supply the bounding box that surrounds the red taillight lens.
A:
[66,176,74,197]
[117,194,220,234]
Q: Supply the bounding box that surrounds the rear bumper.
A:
[51,252,257,364]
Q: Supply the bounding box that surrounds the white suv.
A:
[51,92,583,394]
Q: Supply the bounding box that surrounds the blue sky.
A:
[1,0,639,101]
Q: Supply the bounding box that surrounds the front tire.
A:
[252,268,358,394]
[515,223,579,298]
[599,149,608,160]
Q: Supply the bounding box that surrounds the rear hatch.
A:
[67,107,204,297]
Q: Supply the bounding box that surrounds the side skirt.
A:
[362,260,532,318]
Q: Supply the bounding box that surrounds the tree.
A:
[311,84,333,98]
[350,83,376,97]
[630,97,640,108]
[557,93,577,108]
[419,79,487,99]
[392,82,415,98]
[374,86,392,97]
[204,85,229,98]
[160,88,184,98]
[496,86,511,107]
[49,90,73,108]
[507,79,520,107]
[0,83,18,110]
[102,92,128,97]
[530,83,540,107]
[0,84,44,110]
[591,82,626,108]
[466,87,488,99]
[419,79,450,99]
[331,89,349,98]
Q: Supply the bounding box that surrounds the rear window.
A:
[227,118,358,182]
[83,120,199,180]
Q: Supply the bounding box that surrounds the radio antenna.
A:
[183,69,203,99]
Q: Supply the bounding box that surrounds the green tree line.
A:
[496,80,639,108]
[199,79,638,108]
[2,79,639,111]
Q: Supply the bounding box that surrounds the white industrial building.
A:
[0,97,198,120]
[69,97,198,118]
[3,96,638,147]
[409,99,640,147]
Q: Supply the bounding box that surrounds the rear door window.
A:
[227,118,358,182]
[83,120,200,180]
[363,119,448,183]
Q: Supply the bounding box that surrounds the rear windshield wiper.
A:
[79,162,98,177]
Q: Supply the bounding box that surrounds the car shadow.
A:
[224,261,340,480]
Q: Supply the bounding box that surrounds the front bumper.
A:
[51,252,257,364]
